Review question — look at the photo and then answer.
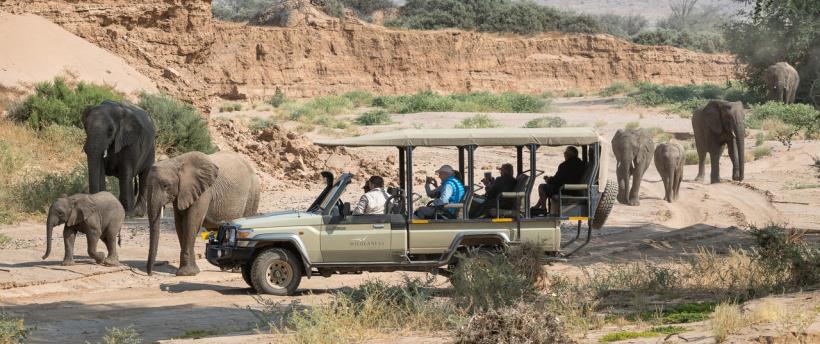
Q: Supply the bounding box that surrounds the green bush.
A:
[354,110,391,125]
[563,89,584,97]
[268,87,288,108]
[341,90,375,107]
[628,82,760,111]
[455,114,500,129]
[683,150,708,165]
[0,312,32,344]
[451,251,535,313]
[593,14,648,38]
[137,93,216,156]
[600,326,685,342]
[248,117,277,132]
[218,103,242,112]
[753,146,772,159]
[524,116,566,128]
[632,29,726,53]
[751,224,820,287]
[9,78,124,130]
[98,326,142,344]
[212,0,276,22]
[341,0,395,16]
[290,95,354,121]
[747,102,819,134]
[373,91,550,114]
[599,81,634,96]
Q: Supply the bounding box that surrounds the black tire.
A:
[591,180,617,229]
[241,264,254,290]
[250,248,303,296]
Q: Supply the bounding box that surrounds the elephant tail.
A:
[118,233,121,247]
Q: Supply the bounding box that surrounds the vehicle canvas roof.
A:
[314,128,603,147]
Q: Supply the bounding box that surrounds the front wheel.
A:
[241,264,254,290]
[591,180,617,229]
[250,248,303,296]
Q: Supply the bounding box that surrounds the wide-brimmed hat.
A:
[435,165,455,175]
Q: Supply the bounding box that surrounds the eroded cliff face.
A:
[0,0,738,109]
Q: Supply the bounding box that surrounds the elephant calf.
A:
[43,192,125,266]
[654,142,684,203]
[612,128,655,206]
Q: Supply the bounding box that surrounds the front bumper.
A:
[205,225,254,268]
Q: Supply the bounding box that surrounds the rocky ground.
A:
[1,97,818,343]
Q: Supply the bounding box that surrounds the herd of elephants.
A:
[38,62,800,278]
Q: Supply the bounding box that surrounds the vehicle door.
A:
[320,214,394,262]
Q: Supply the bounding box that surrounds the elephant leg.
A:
[102,221,122,266]
[616,162,630,204]
[119,168,135,217]
[662,173,672,203]
[62,228,76,266]
[673,167,683,201]
[175,199,209,276]
[134,169,150,217]
[727,140,741,181]
[695,149,706,182]
[629,167,643,206]
[709,146,724,184]
[85,229,105,264]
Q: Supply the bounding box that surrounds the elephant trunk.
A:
[43,209,58,260]
[734,125,745,181]
[146,186,165,275]
[86,147,106,194]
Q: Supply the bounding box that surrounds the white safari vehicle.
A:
[206,128,615,295]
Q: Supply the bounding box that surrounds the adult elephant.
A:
[146,151,260,276]
[612,128,654,206]
[692,100,746,184]
[83,100,156,217]
[763,62,800,104]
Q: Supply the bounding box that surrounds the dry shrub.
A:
[455,302,575,344]
[682,248,786,300]
[711,303,744,343]
[451,250,534,313]
[506,241,549,287]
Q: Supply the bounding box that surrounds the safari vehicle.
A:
[206,128,616,295]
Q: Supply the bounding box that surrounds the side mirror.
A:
[341,202,352,217]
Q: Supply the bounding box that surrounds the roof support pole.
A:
[516,146,524,176]
[398,147,405,192]
[404,145,414,259]
[458,146,465,181]
[526,144,538,218]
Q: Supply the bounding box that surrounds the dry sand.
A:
[0,12,156,97]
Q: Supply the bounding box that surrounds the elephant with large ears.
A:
[146,151,260,276]
[763,62,800,104]
[43,192,125,266]
[83,100,156,217]
[692,100,746,184]
[654,142,684,203]
[612,128,654,206]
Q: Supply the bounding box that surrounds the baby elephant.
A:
[42,192,125,266]
[654,142,684,203]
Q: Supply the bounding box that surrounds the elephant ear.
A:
[702,101,726,136]
[67,196,96,226]
[113,104,139,154]
[177,152,219,210]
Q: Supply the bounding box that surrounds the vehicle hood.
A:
[230,210,323,229]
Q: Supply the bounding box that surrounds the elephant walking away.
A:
[764,62,800,104]
[692,100,746,184]
[654,142,684,203]
[83,100,156,217]
[612,128,654,206]
[146,151,261,276]
[42,192,125,266]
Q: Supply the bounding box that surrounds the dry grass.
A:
[0,120,85,184]
[711,303,744,342]
[455,302,575,344]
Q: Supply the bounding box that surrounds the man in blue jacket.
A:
[414,165,465,219]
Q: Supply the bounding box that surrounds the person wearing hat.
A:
[533,146,586,210]
[415,164,465,219]
[470,163,518,218]
[353,175,389,215]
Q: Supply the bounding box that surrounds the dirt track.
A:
[1,98,819,343]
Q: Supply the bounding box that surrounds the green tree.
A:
[724,0,820,103]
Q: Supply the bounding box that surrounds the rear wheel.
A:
[591,180,617,229]
[250,248,302,296]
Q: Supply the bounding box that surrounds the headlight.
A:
[237,229,254,239]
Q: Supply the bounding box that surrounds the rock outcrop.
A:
[0,0,739,110]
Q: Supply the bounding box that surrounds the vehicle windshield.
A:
[314,173,352,214]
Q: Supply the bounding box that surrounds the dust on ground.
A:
[1,97,819,343]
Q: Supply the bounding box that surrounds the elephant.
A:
[42,192,125,266]
[654,142,684,203]
[83,100,156,217]
[146,151,260,276]
[612,128,654,206]
[692,100,746,184]
[763,62,800,104]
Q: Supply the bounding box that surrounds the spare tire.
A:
[591,180,616,229]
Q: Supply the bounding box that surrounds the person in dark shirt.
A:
[533,146,586,209]
[470,163,517,218]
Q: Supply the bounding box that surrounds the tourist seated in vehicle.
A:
[414,165,465,219]
[533,146,586,210]
[469,163,517,218]
[352,176,389,215]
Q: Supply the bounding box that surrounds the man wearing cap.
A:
[353,176,389,215]
[533,146,586,210]
[471,163,517,218]
[415,165,465,219]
